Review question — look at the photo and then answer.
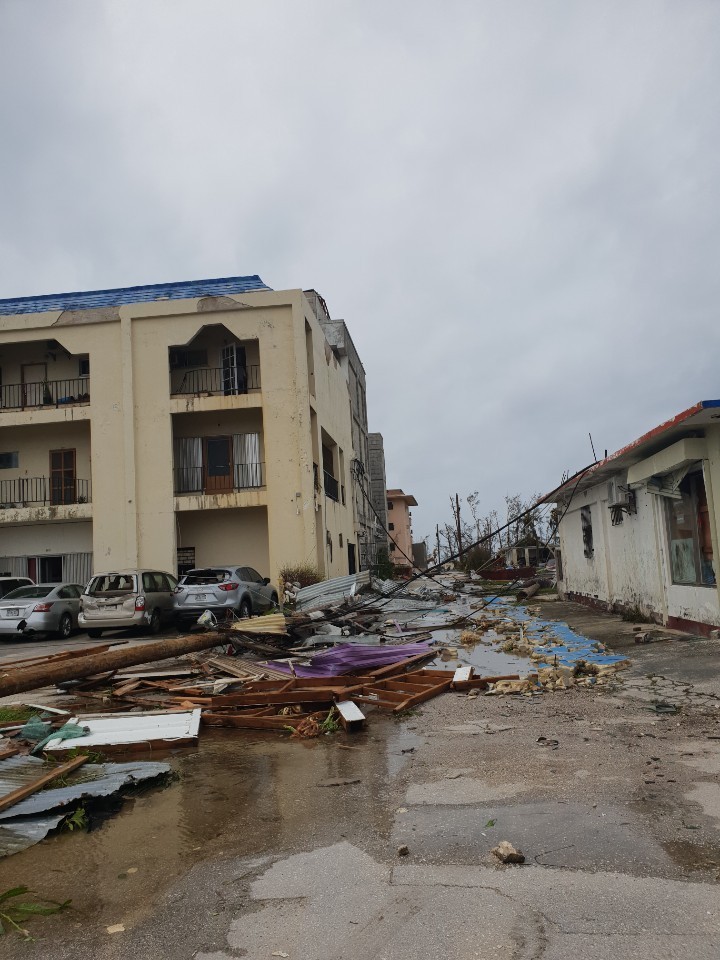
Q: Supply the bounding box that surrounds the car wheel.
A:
[57,613,72,640]
[87,629,103,639]
[270,592,279,607]
[238,599,251,619]
[149,609,162,635]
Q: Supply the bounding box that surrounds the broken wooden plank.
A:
[0,756,88,814]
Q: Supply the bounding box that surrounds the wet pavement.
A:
[1,594,719,957]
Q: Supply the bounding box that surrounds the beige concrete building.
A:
[0,275,364,586]
[386,489,418,575]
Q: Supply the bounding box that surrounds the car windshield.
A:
[181,569,233,585]
[3,586,53,600]
[87,574,137,594]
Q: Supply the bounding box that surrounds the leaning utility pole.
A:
[455,493,463,555]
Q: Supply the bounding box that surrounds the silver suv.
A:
[79,569,178,637]
[174,566,278,627]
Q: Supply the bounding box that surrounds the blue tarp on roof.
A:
[0,275,270,316]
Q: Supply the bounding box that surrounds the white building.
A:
[553,400,720,635]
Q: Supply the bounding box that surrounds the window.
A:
[581,506,594,559]
[666,471,716,586]
[388,522,395,531]
[339,533,343,547]
[177,548,195,576]
[389,542,396,552]
[78,356,90,378]
[387,500,394,510]
[0,452,18,470]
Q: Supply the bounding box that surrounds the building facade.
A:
[386,489,418,575]
[0,276,364,586]
[368,433,389,564]
[305,291,375,571]
[553,401,720,635]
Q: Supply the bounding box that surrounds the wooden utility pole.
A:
[436,524,441,567]
[455,493,463,556]
[0,630,233,699]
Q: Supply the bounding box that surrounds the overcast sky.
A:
[1,1,719,544]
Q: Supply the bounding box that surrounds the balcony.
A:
[174,432,264,498]
[0,378,90,411]
[0,476,91,508]
[174,462,265,494]
[170,365,260,397]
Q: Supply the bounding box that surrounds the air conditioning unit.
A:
[607,478,630,508]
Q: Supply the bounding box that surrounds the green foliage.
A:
[64,807,88,832]
[373,549,394,581]
[0,886,70,939]
[279,563,323,589]
[319,708,340,735]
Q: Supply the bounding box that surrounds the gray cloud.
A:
[1,0,719,543]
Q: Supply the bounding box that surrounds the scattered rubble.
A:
[0,569,631,857]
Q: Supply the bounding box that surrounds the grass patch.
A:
[0,706,37,724]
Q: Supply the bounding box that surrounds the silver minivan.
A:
[79,569,178,637]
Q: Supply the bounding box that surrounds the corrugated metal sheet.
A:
[0,758,172,857]
[0,814,65,857]
[295,570,371,610]
[44,710,201,750]
[0,275,270,316]
[0,759,171,820]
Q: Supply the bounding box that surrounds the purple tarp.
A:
[266,641,433,678]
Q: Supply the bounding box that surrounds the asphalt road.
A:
[0,625,180,663]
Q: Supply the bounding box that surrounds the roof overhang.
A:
[547,400,720,503]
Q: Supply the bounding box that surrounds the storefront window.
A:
[666,471,716,586]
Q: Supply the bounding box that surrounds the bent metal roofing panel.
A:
[0,274,270,316]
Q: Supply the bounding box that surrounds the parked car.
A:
[0,583,84,640]
[79,569,178,637]
[174,566,279,626]
[0,577,34,599]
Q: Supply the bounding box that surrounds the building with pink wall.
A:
[386,488,418,574]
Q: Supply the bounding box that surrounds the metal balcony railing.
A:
[171,365,260,397]
[324,470,339,502]
[0,378,90,411]
[174,463,265,495]
[0,477,91,508]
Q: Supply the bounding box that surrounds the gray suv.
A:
[79,569,178,637]
[174,566,278,627]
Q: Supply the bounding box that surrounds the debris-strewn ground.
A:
[1,598,719,959]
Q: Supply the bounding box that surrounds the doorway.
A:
[28,556,63,583]
[203,437,233,493]
[50,449,77,505]
[348,542,357,575]
[221,344,247,396]
[21,363,47,408]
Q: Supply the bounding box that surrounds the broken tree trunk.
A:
[0,632,229,699]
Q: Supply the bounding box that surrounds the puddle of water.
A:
[662,838,720,873]
[429,627,527,676]
[0,721,408,932]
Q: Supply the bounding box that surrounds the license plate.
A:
[6,609,19,617]
[192,594,208,602]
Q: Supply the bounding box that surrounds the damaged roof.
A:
[0,274,271,316]
[548,399,720,501]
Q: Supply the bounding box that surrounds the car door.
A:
[159,573,178,620]
[56,585,79,626]
[244,567,271,610]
